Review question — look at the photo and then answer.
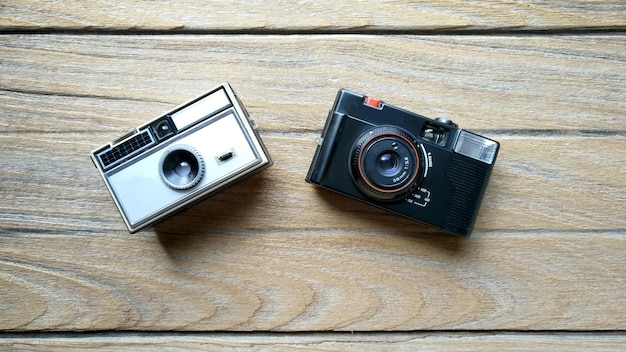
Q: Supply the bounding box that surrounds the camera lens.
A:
[377,152,400,176]
[159,145,205,190]
[352,126,422,201]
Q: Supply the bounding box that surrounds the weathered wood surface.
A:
[2,227,626,331]
[2,35,623,133]
[2,332,626,351]
[2,0,625,32]
[1,0,625,350]
[1,35,624,335]
[2,131,626,233]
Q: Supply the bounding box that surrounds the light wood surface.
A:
[2,0,625,31]
[1,332,626,351]
[1,1,625,350]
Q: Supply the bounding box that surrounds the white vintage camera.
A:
[90,83,272,233]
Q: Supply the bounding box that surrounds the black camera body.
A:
[306,89,499,237]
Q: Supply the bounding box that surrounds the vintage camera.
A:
[90,83,272,233]
[306,89,499,237]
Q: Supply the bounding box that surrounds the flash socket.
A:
[216,149,236,164]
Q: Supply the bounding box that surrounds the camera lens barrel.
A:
[352,126,422,201]
[159,145,205,190]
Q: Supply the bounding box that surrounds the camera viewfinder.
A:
[420,122,449,146]
[151,116,176,141]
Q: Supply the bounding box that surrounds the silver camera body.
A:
[90,83,272,233]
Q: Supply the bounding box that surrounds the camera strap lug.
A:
[248,115,259,130]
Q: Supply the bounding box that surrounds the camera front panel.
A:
[314,114,456,229]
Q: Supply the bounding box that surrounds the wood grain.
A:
[1,35,624,133]
[1,33,625,332]
[2,1,625,32]
[1,133,625,233]
[2,9,626,352]
[1,332,626,351]
[1,230,625,331]
[1,132,625,330]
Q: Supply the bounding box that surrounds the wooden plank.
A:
[1,227,625,331]
[1,332,626,351]
[1,1,625,32]
[0,133,624,233]
[1,229,626,331]
[1,35,624,133]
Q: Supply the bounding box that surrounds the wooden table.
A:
[1,1,625,350]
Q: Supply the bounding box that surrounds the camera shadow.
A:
[313,188,469,255]
[154,173,469,261]
[154,173,271,261]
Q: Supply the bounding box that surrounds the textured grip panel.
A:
[444,157,490,236]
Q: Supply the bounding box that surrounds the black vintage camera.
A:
[306,89,499,237]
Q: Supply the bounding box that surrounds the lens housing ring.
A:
[352,126,423,201]
[159,145,205,190]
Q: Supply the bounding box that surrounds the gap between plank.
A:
[0,27,625,36]
[1,330,625,338]
[2,129,625,138]
[1,228,625,237]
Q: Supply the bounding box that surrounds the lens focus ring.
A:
[352,126,422,201]
[159,145,205,190]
